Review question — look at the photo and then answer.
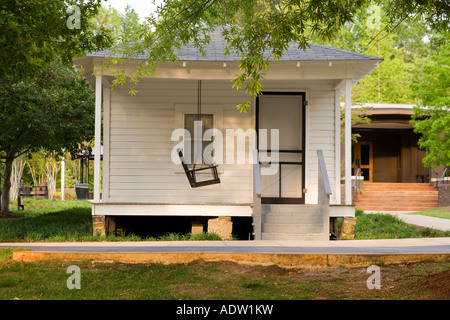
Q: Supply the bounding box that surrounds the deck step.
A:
[362,183,435,191]
[355,183,438,212]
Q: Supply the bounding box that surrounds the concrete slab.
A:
[2,238,450,268]
[11,250,450,268]
[395,213,450,231]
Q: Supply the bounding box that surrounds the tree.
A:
[0,0,111,78]
[0,61,95,213]
[0,0,112,213]
[306,1,443,104]
[90,4,143,41]
[410,41,450,168]
[352,32,413,103]
[105,0,449,112]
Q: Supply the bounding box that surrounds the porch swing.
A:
[177,80,221,188]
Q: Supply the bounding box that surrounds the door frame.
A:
[256,92,306,204]
[352,141,373,183]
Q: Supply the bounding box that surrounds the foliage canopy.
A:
[0,61,95,212]
[411,42,450,168]
[0,0,111,78]
[106,0,449,112]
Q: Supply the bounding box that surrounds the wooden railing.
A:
[436,167,449,190]
[352,163,363,203]
[317,150,332,240]
[252,149,262,240]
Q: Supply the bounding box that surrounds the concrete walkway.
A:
[0,238,450,254]
[364,211,450,231]
[1,237,450,254]
[3,238,450,268]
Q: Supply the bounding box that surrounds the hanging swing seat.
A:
[177,148,220,188]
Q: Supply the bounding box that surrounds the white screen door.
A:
[257,92,305,204]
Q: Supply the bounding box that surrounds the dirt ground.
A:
[186,259,450,300]
[0,211,25,219]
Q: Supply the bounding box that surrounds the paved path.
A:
[2,238,450,254]
[365,211,450,231]
[3,238,450,268]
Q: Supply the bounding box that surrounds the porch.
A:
[91,149,355,240]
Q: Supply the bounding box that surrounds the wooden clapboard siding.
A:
[105,78,338,206]
[305,86,336,204]
[107,79,254,204]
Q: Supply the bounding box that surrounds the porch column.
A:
[345,79,353,205]
[334,89,341,204]
[93,75,102,203]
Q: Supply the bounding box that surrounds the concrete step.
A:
[259,204,324,240]
[264,213,323,224]
[261,204,318,215]
[263,223,323,234]
[261,232,326,241]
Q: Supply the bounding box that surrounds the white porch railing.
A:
[317,149,332,240]
[252,149,262,240]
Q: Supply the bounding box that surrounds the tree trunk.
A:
[1,157,14,213]
[0,173,2,211]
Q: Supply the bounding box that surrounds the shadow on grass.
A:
[2,199,227,242]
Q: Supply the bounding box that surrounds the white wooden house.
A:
[73,30,382,240]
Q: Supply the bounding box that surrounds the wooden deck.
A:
[354,183,438,212]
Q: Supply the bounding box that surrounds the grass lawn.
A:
[1,199,449,301]
[353,210,450,239]
[1,198,224,242]
[407,207,450,220]
[0,248,449,300]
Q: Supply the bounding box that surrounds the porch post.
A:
[345,79,353,205]
[252,149,262,240]
[61,155,65,201]
[334,89,341,204]
[93,75,102,203]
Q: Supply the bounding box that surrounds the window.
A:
[184,114,214,165]
[174,104,223,173]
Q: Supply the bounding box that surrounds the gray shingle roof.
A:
[87,28,382,62]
